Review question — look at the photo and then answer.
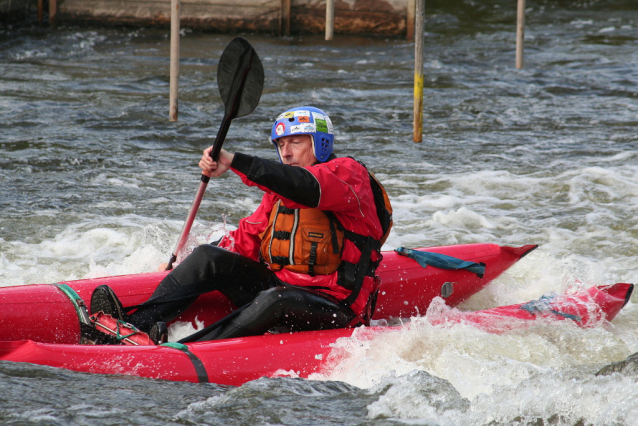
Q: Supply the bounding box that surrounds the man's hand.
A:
[199,147,234,177]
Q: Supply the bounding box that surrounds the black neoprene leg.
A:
[126,245,276,331]
[195,285,356,341]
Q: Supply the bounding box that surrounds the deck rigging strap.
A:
[55,283,92,326]
[395,247,485,278]
[520,294,582,322]
[161,343,209,383]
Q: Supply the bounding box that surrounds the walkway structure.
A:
[33,0,411,37]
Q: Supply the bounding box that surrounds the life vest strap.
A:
[337,258,376,291]
[328,216,340,254]
[339,241,375,308]
[324,212,382,254]
[323,210,383,310]
[278,205,295,215]
[308,242,318,277]
[272,230,291,240]
[270,256,291,266]
[343,229,382,252]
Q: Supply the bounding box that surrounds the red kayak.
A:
[0,243,631,386]
[426,282,633,333]
[0,243,536,344]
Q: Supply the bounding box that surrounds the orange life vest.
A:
[260,201,344,276]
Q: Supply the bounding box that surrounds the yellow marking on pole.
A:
[413,0,425,143]
[413,73,423,142]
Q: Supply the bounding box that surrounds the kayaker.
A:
[90,106,392,344]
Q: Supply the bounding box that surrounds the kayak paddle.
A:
[166,37,264,270]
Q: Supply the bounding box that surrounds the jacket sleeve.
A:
[230,153,321,207]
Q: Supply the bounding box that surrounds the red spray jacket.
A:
[217,153,383,316]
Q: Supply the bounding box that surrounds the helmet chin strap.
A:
[309,134,316,159]
[274,139,283,163]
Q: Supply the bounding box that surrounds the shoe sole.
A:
[90,285,124,321]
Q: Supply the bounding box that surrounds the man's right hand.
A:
[199,147,234,178]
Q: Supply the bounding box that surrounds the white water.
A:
[5,166,638,424]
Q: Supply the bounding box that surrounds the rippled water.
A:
[3,0,638,424]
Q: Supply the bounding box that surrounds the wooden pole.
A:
[280,0,291,36]
[516,0,525,69]
[325,0,334,40]
[407,0,415,41]
[49,0,57,24]
[413,0,425,143]
[169,0,180,122]
[38,0,43,23]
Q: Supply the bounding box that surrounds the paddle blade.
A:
[217,37,264,119]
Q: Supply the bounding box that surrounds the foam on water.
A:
[362,365,638,424]
[388,163,638,269]
[313,293,638,424]
[0,217,232,286]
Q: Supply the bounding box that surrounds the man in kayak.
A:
[90,106,391,344]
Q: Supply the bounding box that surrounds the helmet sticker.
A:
[294,110,310,117]
[325,116,334,133]
[275,122,286,136]
[311,112,324,121]
[298,116,310,123]
[290,123,316,134]
[277,111,295,120]
[315,118,328,133]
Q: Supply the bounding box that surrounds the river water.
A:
[2,0,638,424]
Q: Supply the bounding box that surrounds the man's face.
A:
[276,134,316,167]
